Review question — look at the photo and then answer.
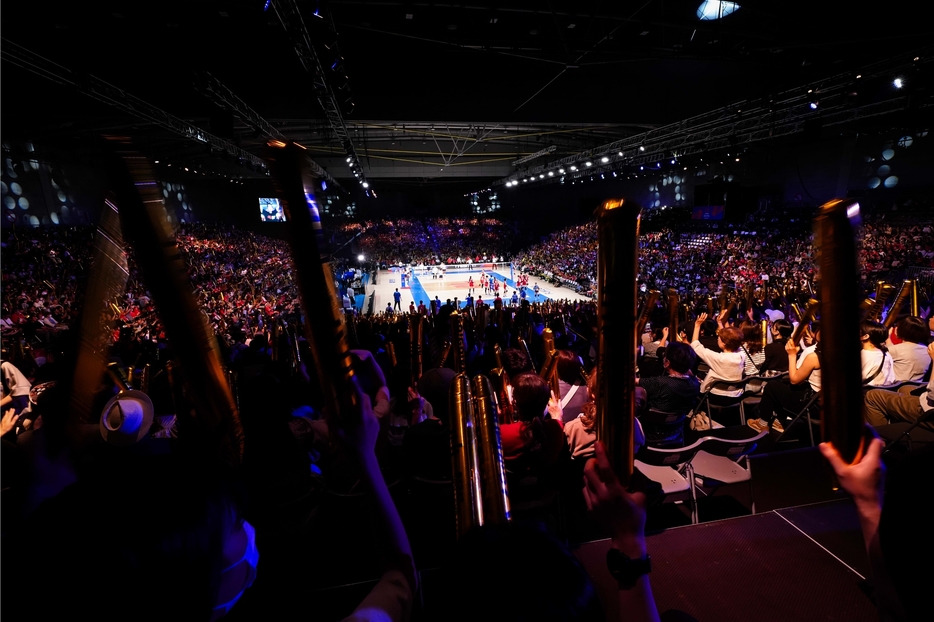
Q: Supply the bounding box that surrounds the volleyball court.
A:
[368,262,591,312]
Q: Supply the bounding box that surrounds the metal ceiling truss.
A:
[195,71,344,190]
[0,38,268,173]
[269,0,370,192]
[498,52,933,188]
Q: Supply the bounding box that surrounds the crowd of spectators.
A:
[2,203,933,621]
[514,214,934,296]
[350,217,517,267]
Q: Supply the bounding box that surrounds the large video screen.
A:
[258,198,285,222]
[692,205,724,220]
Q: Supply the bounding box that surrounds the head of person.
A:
[417,367,456,423]
[771,319,793,340]
[701,319,718,337]
[502,347,532,377]
[860,320,888,350]
[511,372,550,422]
[717,326,744,353]
[894,316,929,345]
[17,455,252,622]
[554,349,583,385]
[740,320,763,353]
[664,341,697,374]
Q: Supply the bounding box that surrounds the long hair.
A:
[860,320,889,352]
[579,370,598,433]
[740,320,763,354]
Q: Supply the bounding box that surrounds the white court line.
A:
[773,510,866,580]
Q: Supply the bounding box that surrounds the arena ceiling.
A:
[1,1,931,186]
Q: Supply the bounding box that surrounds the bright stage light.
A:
[362,182,369,188]
[569,165,577,171]
[639,146,645,151]
[809,101,818,109]
[601,156,609,163]
[358,254,365,262]
[893,77,903,89]
[539,174,545,179]
[585,161,592,167]
[559,168,565,174]
[548,171,554,176]
[346,156,353,162]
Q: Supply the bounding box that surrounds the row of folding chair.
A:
[634,424,767,524]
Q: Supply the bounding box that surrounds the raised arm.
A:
[692,312,707,344]
[584,442,661,622]
[340,380,416,622]
[786,339,818,385]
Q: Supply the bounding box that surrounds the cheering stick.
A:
[814,198,865,464]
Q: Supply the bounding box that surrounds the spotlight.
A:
[671,159,675,164]
[893,77,904,89]
[809,101,819,109]
[357,254,365,262]
[585,161,592,167]
[601,156,609,163]
[539,174,545,179]
[639,146,645,151]
[640,165,644,170]
[548,171,554,176]
[618,151,623,156]
[569,165,577,171]
[362,182,369,188]
[346,156,352,162]
[522,178,527,182]
[558,168,565,174]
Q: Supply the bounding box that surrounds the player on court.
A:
[533,283,540,301]
[468,276,474,294]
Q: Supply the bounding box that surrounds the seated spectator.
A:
[748,324,821,433]
[637,342,700,415]
[861,320,896,386]
[642,327,666,359]
[761,319,793,373]
[887,316,931,382]
[500,373,569,478]
[0,359,31,420]
[690,313,746,403]
[739,319,766,377]
[564,372,598,460]
[555,349,591,423]
[864,342,934,431]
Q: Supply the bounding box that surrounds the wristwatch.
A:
[606,548,651,589]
